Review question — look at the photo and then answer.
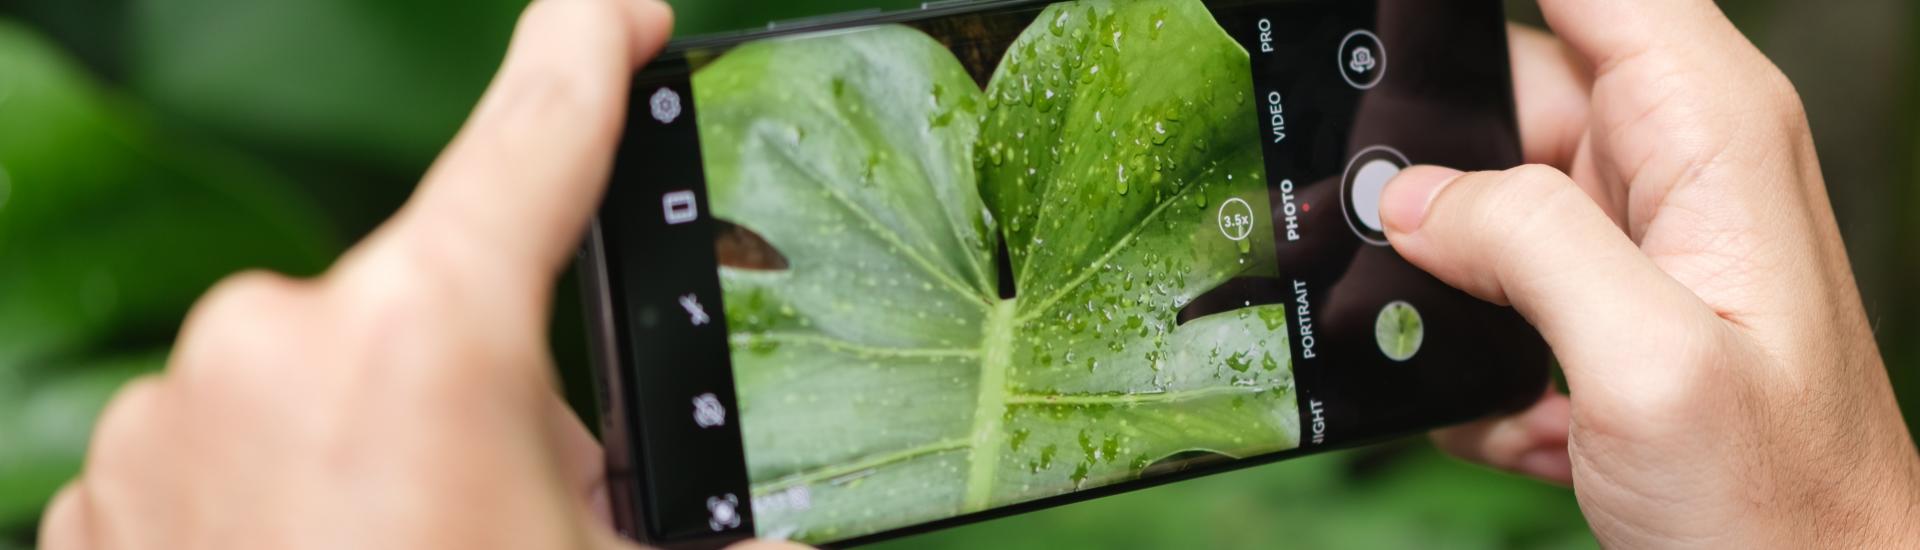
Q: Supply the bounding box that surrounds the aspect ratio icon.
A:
[1338,30,1386,90]
[662,190,698,225]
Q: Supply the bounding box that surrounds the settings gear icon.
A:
[649,87,682,124]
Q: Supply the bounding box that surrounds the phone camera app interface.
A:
[687,0,1294,542]
[596,0,1543,544]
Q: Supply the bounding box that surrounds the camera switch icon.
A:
[1338,30,1387,90]
[1349,46,1377,75]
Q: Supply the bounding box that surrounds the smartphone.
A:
[578,0,1548,547]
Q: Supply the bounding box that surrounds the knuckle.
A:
[1504,165,1587,221]
[174,270,314,381]
[86,376,171,474]
[38,482,89,549]
[185,270,307,329]
[333,253,543,397]
[338,237,462,317]
[1500,164,1576,197]
[1460,165,1582,235]
[1763,69,1811,131]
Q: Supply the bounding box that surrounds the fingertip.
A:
[1430,388,1574,484]
[1518,448,1574,486]
[1381,165,1462,234]
[1522,391,1573,444]
[377,0,668,292]
[621,0,675,66]
[1514,392,1574,484]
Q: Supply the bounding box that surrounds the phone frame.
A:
[578,0,1545,547]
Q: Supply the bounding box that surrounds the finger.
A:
[547,397,607,519]
[1535,0,1747,73]
[39,482,92,550]
[70,376,180,549]
[1507,24,1589,172]
[1432,389,1573,484]
[351,0,674,297]
[1506,24,1624,229]
[1380,164,1725,394]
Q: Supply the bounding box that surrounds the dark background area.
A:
[0,0,1912,548]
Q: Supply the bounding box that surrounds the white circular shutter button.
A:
[1351,158,1399,233]
[1340,145,1410,246]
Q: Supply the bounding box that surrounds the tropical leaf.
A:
[694,0,1289,542]
[699,28,998,543]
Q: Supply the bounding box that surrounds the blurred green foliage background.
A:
[0,0,1913,548]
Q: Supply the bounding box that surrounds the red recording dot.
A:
[1301,203,1311,212]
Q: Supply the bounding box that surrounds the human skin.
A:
[35,0,786,548]
[34,0,1920,548]
[1390,1,1920,547]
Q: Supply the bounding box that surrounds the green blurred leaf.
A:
[876,444,1593,550]
[701,0,1286,542]
[0,352,164,529]
[666,0,923,36]
[127,0,527,169]
[0,18,336,370]
[0,18,336,532]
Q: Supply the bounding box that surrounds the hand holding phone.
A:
[586,0,1547,545]
[36,1,687,549]
[40,1,1918,550]
[1384,5,1920,548]
[587,0,1920,547]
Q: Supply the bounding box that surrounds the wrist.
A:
[1881,454,1920,544]
[1830,442,1920,547]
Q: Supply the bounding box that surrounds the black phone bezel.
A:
[579,0,1548,547]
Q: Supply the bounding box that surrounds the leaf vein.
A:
[1005,383,1290,406]
[754,123,994,308]
[1012,176,1207,324]
[728,332,979,358]
[750,438,970,495]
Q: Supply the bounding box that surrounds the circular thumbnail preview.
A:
[1374,300,1424,362]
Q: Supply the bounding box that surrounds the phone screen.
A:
[585,0,1547,546]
